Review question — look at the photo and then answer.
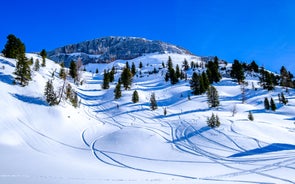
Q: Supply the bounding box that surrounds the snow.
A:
[0,53,295,183]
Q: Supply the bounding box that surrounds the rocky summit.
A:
[47,36,192,66]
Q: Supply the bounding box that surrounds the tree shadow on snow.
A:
[229,143,295,157]
[0,72,14,85]
[11,93,47,106]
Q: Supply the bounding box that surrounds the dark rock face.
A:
[47,36,192,66]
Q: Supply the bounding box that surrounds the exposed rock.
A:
[47,36,192,66]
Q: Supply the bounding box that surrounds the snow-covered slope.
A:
[0,53,295,184]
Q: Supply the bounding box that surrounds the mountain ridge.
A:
[47,36,193,66]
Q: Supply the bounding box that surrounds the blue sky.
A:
[1,0,295,73]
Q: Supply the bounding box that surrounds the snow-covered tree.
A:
[14,55,31,86]
[150,92,158,110]
[33,59,40,71]
[44,80,57,106]
[207,113,220,128]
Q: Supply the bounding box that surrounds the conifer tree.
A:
[175,64,181,79]
[44,80,57,106]
[249,60,259,73]
[270,97,276,111]
[231,59,245,83]
[207,60,221,84]
[139,61,143,69]
[14,54,31,86]
[264,97,270,110]
[280,92,288,105]
[207,113,220,128]
[69,60,77,82]
[163,107,167,116]
[40,49,47,67]
[207,85,219,108]
[167,56,173,71]
[33,59,40,71]
[190,72,202,95]
[131,62,136,76]
[114,82,122,99]
[109,68,115,83]
[182,58,189,70]
[70,91,78,108]
[65,84,72,100]
[150,92,158,110]
[248,111,254,121]
[2,34,25,59]
[201,71,209,91]
[121,67,132,90]
[102,70,110,89]
[132,90,139,103]
[59,66,66,80]
[169,68,178,85]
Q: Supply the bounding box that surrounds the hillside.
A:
[0,53,295,184]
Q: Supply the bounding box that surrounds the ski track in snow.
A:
[76,73,295,184]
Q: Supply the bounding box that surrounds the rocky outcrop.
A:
[47,36,192,66]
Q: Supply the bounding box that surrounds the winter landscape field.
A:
[1,50,295,184]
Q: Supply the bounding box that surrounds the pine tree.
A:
[139,61,143,69]
[95,68,98,74]
[40,49,47,67]
[249,60,259,73]
[231,59,245,83]
[175,64,181,79]
[207,85,219,108]
[44,80,57,106]
[109,68,115,83]
[14,54,31,86]
[59,67,66,80]
[207,113,220,128]
[201,71,209,91]
[65,84,72,100]
[69,61,77,81]
[169,68,178,85]
[190,72,202,95]
[167,56,173,71]
[132,90,139,103]
[280,92,288,105]
[248,111,254,121]
[207,60,221,84]
[2,34,25,59]
[70,91,78,108]
[163,107,167,116]
[182,58,189,70]
[33,59,40,71]
[114,82,122,99]
[264,97,270,110]
[270,97,276,111]
[121,67,133,90]
[150,92,158,110]
[102,70,110,89]
[131,62,136,76]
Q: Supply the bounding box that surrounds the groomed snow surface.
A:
[0,53,295,184]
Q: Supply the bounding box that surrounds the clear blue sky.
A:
[1,0,295,73]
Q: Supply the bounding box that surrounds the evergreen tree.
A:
[182,58,189,70]
[121,67,133,90]
[33,59,40,71]
[70,91,78,108]
[102,70,110,89]
[190,72,202,95]
[125,61,130,69]
[169,68,178,85]
[14,54,31,86]
[162,61,165,68]
[132,90,139,103]
[114,82,122,99]
[264,97,270,110]
[207,85,219,108]
[109,67,115,83]
[207,113,220,128]
[44,80,57,106]
[69,61,77,81]
[163,107,167,116]
[139,61,143,69]
[280,92,288,105]
[167,56,173,71]
[231,59,245,83]
[201,71,209,91]
[40,49,47,67]
[95,68,98,74]
[175,64,181,79]
[206,61,221,84]
[248,111,254,121]
[59,67,66,80]
[270,97,276,111]
[65,84,72,100]
[164,72,170,82]
[2,34,25,59]
[131,62,136,76]
[249,60,259,73]
[150,92,158,110]
[280,66,293,88]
